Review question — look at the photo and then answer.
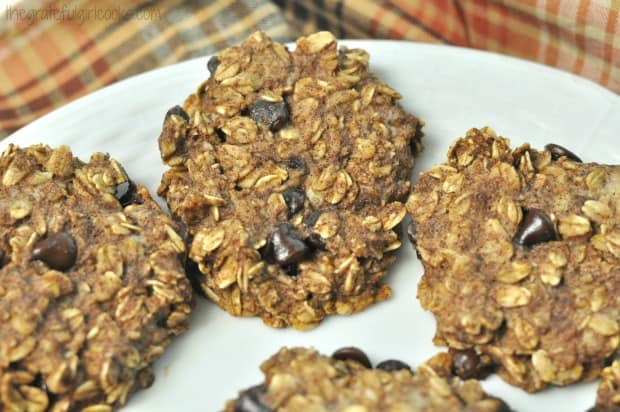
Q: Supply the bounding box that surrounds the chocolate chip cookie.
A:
[0,144,192,411]
[590,360,620,412]
[224,347,512,411]
[158,31,423,329]
[406,128,620,392]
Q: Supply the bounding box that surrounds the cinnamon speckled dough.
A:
[0,145,192,411]
[224,347,512,412]
[591,360,620,412]
[158,31,423,329]
[406,128,620,392]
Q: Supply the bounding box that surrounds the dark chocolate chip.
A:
[407,219,418,247]
[376,359,412,372]
[286,157,306,171]
[32,232,77,271]
[305,233,326,251]
[165,105,190,123]
[0,249,4,268]
[114,181,131,201]
[282,188,306,217]
[545,143,582,163]
[249,99,289,131]
[114,180,143,207]
[452,349,487,380]
[332,347,372,368]
[264,224,310,267]
[215,128,227,142]
[234,384,272,412]
[282,263,299,276]
[207,56,220,75]
[513,208,558,247]
[305,210,322,228]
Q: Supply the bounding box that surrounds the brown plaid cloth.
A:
[1,0,619,139]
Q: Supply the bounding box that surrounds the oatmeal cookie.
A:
[224,347,512,412]
[0,144,192,411]
[406,127,620,392]
[590,360,620,412]
[158,31,423,329]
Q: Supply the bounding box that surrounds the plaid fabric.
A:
[1,0,618,139]
[0,0,295,139]
[276,0,620,91]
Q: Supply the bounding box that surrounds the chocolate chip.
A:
[545,143,582,163]
[32,232,77,271]
[114,180,143,207]
[0,249,4,269]
[376,359,412,372]
[165,105,190,123]
[286,157,306,171]
[215,128,227,142]
[282,263,299,276]
[451,349,487,380]
[264,224,310,267]
[332,347,372,368]
[207,56,220,75]
[283,188,306,217]
[249,99,289,131]
[234,384,272,412]
[115,181,131,201]
[305,233,326,251]
[407,219,417,247]
[305,210,322,228]
[513,208,558,247]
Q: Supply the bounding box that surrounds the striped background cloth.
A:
[1,0,618,139]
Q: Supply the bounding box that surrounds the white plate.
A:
[3,40,620,412]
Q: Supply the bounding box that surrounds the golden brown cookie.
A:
[406,127,620,392]
[590,360,620,411]
[224,347,512,412]
[0,144,192,411]
[158,31,423,329]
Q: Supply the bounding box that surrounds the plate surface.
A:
[3,40,620,412]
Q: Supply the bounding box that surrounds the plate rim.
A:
[1,37,618,412]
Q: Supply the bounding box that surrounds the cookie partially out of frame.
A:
[224,347,512,412]
[0,145,192,411]
[158,31,423,329]
[407,127,620,392]
[590,360,620,412]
